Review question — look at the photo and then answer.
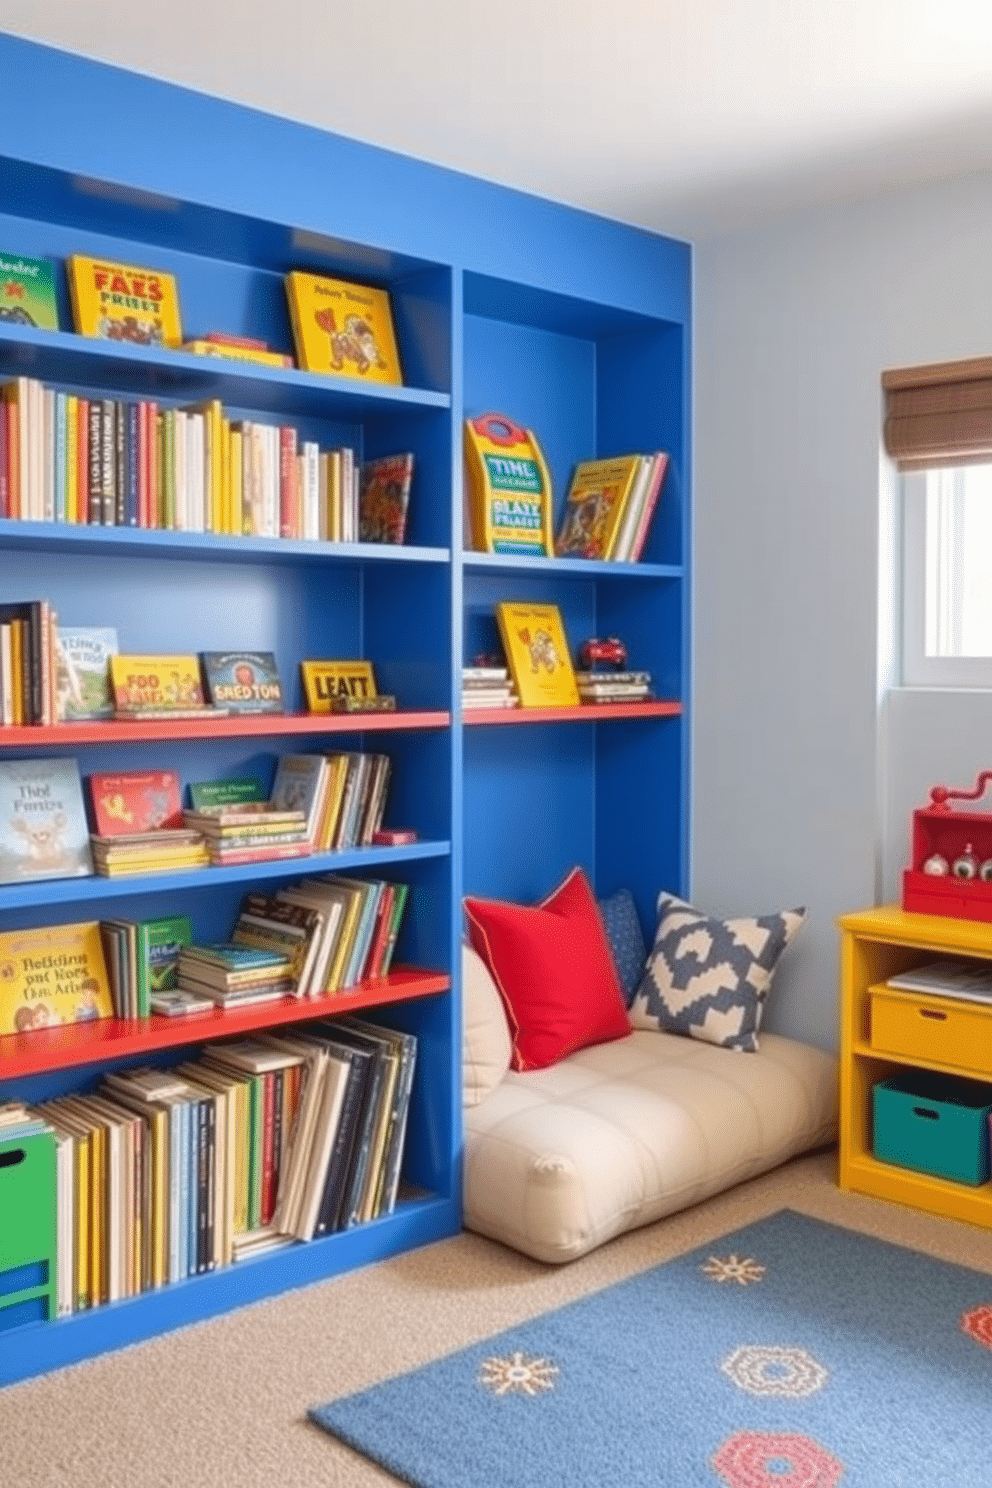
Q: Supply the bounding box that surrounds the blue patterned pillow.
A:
[629,893,805,1051]
[597,888,648,1007]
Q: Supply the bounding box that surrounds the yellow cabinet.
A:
[838,904,992,1228]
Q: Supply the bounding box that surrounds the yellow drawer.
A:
[869,986,992,1074]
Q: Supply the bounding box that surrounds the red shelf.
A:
[0,967,450,1078]
[463,700,683,725]
[0,711,451,746]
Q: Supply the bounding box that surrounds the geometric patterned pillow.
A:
[597,888,648,1007]
[628,893,806,1052]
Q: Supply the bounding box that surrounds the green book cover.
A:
[140,914,193,997]
[188,777,266,811]
[0,252,59,331]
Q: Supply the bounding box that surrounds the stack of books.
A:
[90,828,209,877]
[575,669,655,705]
[181,801,311,866]
[461,664,518,711]
[177,943,297,1009]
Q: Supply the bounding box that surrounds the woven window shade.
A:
[882,355,992,470]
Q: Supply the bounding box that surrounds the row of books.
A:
[1,251,403,386]
[0,376,414,544]
[20,1017,416,1315]
[575,669,655,704]
[0,752,400,889]
[555,450,670,562]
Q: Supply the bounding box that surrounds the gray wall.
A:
[693,170,992,1053]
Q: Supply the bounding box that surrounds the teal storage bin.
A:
[0,1129,57,1331]
[873,1070,992,1186]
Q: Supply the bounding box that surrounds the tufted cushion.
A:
[629,894,805,1052]
[463,1028,839,1263]
[462,942,513,1107]
[597,887,648,1006]
[464,867,630,1072]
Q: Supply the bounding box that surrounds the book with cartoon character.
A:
[0,921,114,1035]
[495,601,580,708]
[358,453,414,544]
[55,626,119,722]
[284,271,402,385]
[87,769,183,836]
[67,255,182,348]
[0,757,93,884]
[109,653,218,717]
[0,252,59,331]
[554,454,643,561]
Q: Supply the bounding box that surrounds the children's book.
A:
[199,651,284,713]
[66,256,183,348]
[554,454,644,561]
[496,602,580,708]
[109,654,212,715]
[187,778,266,811]
[269,754,329,841]
[300,659,378,713]
[139,915,193,994]
[55,626,119,722]
[0,252,59,331]
[181,340,293,369]
[88,769,183,835]
[358,453,414,544]
[463,413,554,556]
[284,272,402,384]
[0,757,93,884]
[0,921,114,1035]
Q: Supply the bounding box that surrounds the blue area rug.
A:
[309,1209,992,1486]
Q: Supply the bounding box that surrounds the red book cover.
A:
[207,842,312,866]
[88,768,183,835]
[365,882,395,980]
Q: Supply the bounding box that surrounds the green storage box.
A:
[873,1070,992,1186]
[0,1128,57,1331]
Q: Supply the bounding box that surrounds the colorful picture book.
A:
[141,914,193,993]
[358,453,414,544]
[188,778,266,811]
[109,653,218,718]
[66,255,183,347]
[54,626,119,722]
[0,756,93,884]
[0,252,59,331]
[463,412,555,556]
[88,769,183,836]
[200,651,284,713]
[284,272,402,384]
[554,453,643,560]
[496,601,580,708]
[300,659,378,713]
[0,921,114,1035]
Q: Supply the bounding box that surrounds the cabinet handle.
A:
[0,1149,25,1169]
[918,1009,947,1021]
[911,1106,940,1121]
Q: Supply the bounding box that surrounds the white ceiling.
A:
[3,1,992,240]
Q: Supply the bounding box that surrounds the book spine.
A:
[88,399,102,524]
[260,1072,276,1226]
[380,881,410,976]
[0,398,8,519]
[126,402,140,525]
[54,390,67,522]
[313,1056,362,1236]
[101,397,116,525]
[630,452,670,562]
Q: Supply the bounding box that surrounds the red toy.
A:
[578,636,628,670]
[903,771,992,921]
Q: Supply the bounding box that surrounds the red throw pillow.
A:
[464,867,631,1072]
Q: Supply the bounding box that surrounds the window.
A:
[883,354,992,688]
[901,462,992,685]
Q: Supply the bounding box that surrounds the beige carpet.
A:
[4,1148,992,1487]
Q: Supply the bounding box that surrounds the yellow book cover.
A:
[463,412,554,555]
[301,659,378,712]
[0,921,114,1035]
[317,753,350,850]
[67,256,183,347]
[182,340,293,370]
[284,271,401,384]
[109,653,206,711]
[496,601,580,707]
[554,453,643,561]
[229,425,243,537]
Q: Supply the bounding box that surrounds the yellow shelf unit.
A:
[838,904,992,1228]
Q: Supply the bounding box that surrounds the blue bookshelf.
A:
[0,31,691,1386]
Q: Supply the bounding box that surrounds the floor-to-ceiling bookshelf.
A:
[0,31,691,1386]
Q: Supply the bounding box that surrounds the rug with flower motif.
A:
[308,1209,992,1486]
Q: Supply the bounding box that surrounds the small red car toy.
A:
[578,636,628,670]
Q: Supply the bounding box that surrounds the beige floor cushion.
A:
[464,1027,839,1263]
